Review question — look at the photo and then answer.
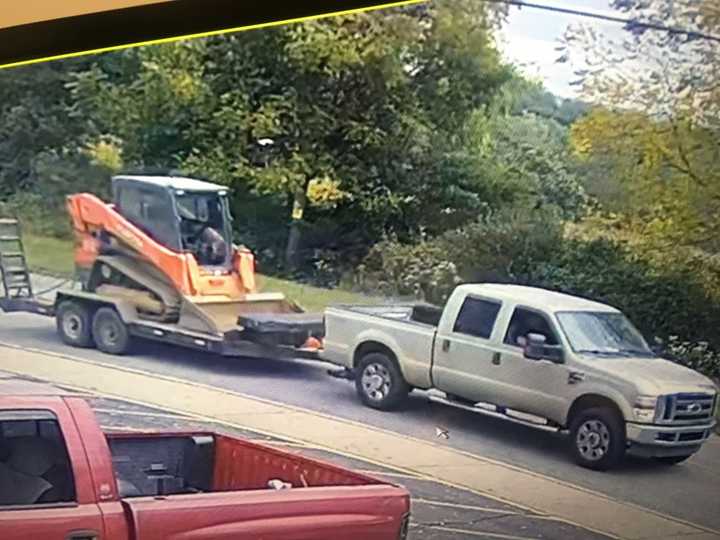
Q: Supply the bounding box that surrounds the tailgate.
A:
[122,484,410,540]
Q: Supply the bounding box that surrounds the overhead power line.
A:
[487,0,720,43]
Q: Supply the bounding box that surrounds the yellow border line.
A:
[2,340,718,538]
[416,525,536,540]
[0,0,426,70]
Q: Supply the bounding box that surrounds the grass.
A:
[21,233,377,311]
[23,234,76,277]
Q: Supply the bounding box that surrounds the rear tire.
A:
[654,454,693,466]
[355,352,409,411]
[569,407,626,471]
[56,301,93,348]
[92,307,131,355]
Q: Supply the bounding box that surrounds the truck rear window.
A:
[0,414,76,507]
[453,297,501,339]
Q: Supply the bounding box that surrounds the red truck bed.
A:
[0,378,410,540]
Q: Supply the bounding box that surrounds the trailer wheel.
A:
[92,307,131,355]
[56,301,94,348]
[356,352,409,411]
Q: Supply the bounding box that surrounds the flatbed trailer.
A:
[0,221,324,361]
[0,285,324,360]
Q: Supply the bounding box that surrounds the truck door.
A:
[0,408,105,540]
[432,294,506,403]
[494,306,569,422]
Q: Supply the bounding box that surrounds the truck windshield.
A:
[556,311,653,357]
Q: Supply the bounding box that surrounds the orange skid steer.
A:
[0,175,324,359]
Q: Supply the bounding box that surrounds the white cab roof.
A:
[460,283,619,313]
[113,175,227,192]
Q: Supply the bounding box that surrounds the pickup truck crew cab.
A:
[322,284,719,470]
[0,377,410,540]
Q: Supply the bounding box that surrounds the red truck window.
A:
[0,410,76,508]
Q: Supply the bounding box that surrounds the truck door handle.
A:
[442,339,450,352]
[492,352,501,365]
[66,530,99,540]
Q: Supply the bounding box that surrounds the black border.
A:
[0,0,416,67]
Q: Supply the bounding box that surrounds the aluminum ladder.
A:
[0,218,33,299]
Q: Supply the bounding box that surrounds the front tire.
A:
[355,352,409,411]
[92,307,131,355]
[56,301,93,348]
[570,407,626,471]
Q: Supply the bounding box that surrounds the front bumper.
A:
[626,420,716,455]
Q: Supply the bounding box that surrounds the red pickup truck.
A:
[0,376,411,540]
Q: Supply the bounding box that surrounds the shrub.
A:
[661,337,720,380]
[353,206,563,304]
[354,237,461,304]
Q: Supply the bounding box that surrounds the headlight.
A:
[633,395,660,423]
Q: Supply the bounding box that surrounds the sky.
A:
[497,0,625,99]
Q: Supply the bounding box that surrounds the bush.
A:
[529,237,720,352]
[354,237,461,304]
[353,206,563,304]
[661,337,720,379]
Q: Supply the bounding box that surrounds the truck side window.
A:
[0,415,76,507]
[453,297,501,339]
[504,308,559,348]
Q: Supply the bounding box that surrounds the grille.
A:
[661,393,716,425]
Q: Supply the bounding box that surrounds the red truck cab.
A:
[0,377,410,540]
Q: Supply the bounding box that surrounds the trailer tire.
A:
[356,352,409,411]
[92,307,131,355]
[56,301,94,348]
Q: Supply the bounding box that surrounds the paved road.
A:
[1,282,719,536]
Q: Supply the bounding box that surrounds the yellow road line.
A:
[412,498,520,515]
[353,470,422,480]
[412,524,536,540]
[92,407,190,420]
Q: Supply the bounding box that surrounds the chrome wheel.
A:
[361,363,392,401]
[62,313,83,341]
[576,419,611,462]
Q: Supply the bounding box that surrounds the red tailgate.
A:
[122,484,410,540]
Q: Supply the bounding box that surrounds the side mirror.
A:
[524,333,564,363]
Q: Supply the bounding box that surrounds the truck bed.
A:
[334,303,444,327]
[107,431,384,497]
[322,303,442,389]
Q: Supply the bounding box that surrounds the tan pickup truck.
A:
[322,283,719,470]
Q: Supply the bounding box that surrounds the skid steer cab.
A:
[68,175,257,300]
[0,175,325,363]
